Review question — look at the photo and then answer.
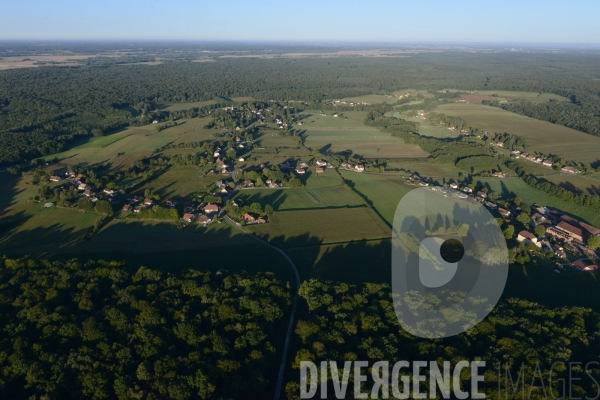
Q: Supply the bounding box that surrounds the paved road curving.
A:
[223,216,300,400]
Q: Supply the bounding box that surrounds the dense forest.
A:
[2,49,600,164]
[285,280,600,399]
[0,257,291,399]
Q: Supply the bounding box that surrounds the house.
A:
[244,213,256,223]
[485,202,497,209]
[198,214,210,224]
[562,166,580,174]
[103,189,117,196]
[238,157,245,162]
[49,176,62,182]
[78,183,88,190]
[165,200,176,208]
[498,207,511,217]
[517,230,541,247]
[316,160,328,167]
[552,222,584,242]
[204,204,219,214]
[123,204,131,211]
[315,167,325,174]
[474,196,485,203]
[449,183,459,189]
[83,189,94,197]
[477,191,487,199]
[572,260,598,272]
[333,113,339,117]
[230,200,239,207]
[213,151,221,157]
[144,199,154,207]
[257,218,266,224]
[355,164,365,172]
[296,168,306,174]
[462,187,473,194]
[183,213,196,223]
[542,160,553,168]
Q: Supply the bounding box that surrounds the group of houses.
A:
[182,203,220,225]
[510,151,580,174]
[517,205,599,271]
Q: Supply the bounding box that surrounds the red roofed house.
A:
[315,167,324,173]
[204,204,219,214]
[183,213,196,223]
[572,260,598,272]
[244,213,255,223]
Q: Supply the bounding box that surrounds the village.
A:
[417,178,600,273]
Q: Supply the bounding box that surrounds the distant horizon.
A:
[1,0,599,44]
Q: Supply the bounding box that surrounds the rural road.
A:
[223,216,300,400]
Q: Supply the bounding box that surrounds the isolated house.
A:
[561,166,580,174]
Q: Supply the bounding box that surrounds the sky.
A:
[1,0,599,44]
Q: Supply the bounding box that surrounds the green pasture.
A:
[137,165,222,198]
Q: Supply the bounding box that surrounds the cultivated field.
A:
[234,173,364,211]
[299,111,428,158]
[544,174,600,196]
[434,102,600,163]
[246,207,391,247]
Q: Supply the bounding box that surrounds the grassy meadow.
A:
[246,207,391,247]
[339,171,413,226]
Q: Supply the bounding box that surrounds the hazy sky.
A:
[1,0,599,43]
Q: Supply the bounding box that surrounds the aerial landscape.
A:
[2,1,600,399]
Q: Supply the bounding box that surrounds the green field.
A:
[544,173,600,196]
[434,102,600,163]
[299,110,428,159]
[476,90,569,102]
[0,206,100,251]
[476,177,600,227]
[69,133,131,149]
[337,94,396,104]
[383,160,465,180]
[246,207,391,248]
[137,165,223,198]
[339,171,413,226]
